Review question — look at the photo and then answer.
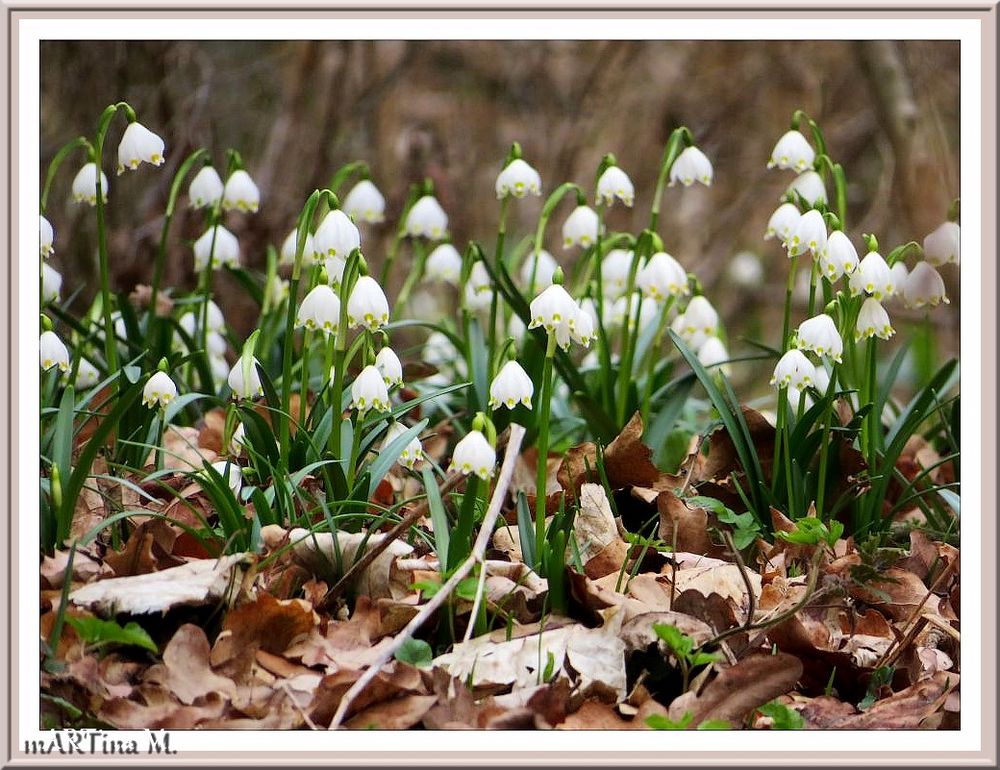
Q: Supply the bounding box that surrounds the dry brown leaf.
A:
[104,518,183,577]
[667,652,803,727]
[344,694,439,729]
[41,548,110,589]
[604,412,661,489]
[657,490,726,557]
[308,663,425,727]
[574,483,622,563]
[99,684,228,729]
[619,611,715,653]
[698,407,775,485]
[827,672,958,729]
[848,567,934,621]
[161,425,218,472]
[69,553,250,615]
[145,624,236,705]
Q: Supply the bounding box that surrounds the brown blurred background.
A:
[40,40,960,392]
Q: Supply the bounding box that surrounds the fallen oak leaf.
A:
[144,624,236,705]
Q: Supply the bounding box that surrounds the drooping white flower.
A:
[727,251,763,286]
[205,299,226,332]
[786,209,827,258]
[75,357,100,388]
[209,354,230,390]
[528,283,579,349]
[562,205,600,249]
[209,461,243,495]
[463,261,494,312]
[520,250,558,290]
[425,243,463,285]
[764,203,801,245]
[229,422,248,456]
[206,331,227,358]
[889,261,909,299]
[637,251,689,301]
[489,360,534,410]
[682,296,719,338]
[228,357,263,399]
[343,179,386,224]
[697,336,730,374]
[40,330,69,372]
[350,365,390,414]
[820,230,860,281]
[812,365,831,394]
[767,130,815,172]
[381,422,423,470]
[770,349,816,389]
[193,225,240,270]
[222,169,260,213]
[785,170,827,206]
[786,385,813,413]
[601,249,637,297]
[42,262,62,304]
[404,196,448,239]
[188,165,224,209]
[669,146,713,187]
[450,430,496,480]
[375,346,404,387]
[347,275,390,331]
[796,313,843,362]
[314,209,361,262]
[849,251,893,300]
[40,216,54,258]
[855,298,894,341]
[495,158,542,199]
[71,163,108,206]
[902,262,949,309]
[323,256,346,288]
[923,221,960,267]
[569,303,594,347]
[508,312,527,344]
[423,331,460,369]
[117,121,165,174]
[596,165,635,207]
[280,228,317,266]
[142,370,177,410]
[610,294,657,332]
[295,284,341,335]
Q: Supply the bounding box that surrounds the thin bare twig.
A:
[328,424,526,729]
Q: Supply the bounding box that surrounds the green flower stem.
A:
[346,412,365,490]
[487,197,510,380]
[534,332,558,570]
[324,333,337,453]
[639,295,676,424]
[814,363,840,520]
[148,148,208,331]
[816,153,848,230]
[394,238,428,319]
[40,136,90,213]
[591,205,615,412]
[329,250,361,460]
[864,336,879,463]
[153,414,165,472]
[615,232,652,425]
[807,259,820,320]
[648,127,694,233]
[772,255,799,499]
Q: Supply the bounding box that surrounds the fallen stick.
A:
[328,423,526,729]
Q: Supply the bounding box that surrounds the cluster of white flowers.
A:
[528,283,594,350]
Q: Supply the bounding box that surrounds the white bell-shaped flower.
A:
[579,296,600,335]
[404,196,448,239]
[697,336,730,374]
[923,221,960,266]
[786,385,813,413]
[528,283,578,349]
[188,165,224,209]
[495,158,542,199]
[520,250,558,289]
[562,205,600,249]
[889,261,909,299]
[764,203,801,244]
[71,163,109,206]
[375,346,404,387]
[637,251,689,301]
[610,294,655,331]
[350,364,390,413]
[669,146,713,187]
[569,304,594,347]
[785,170,827,206]
[75,358,100,388]
[314,209,361,262]
[209,354,230,390]
[855,298,894,341]
[295,284,341,335]
[381,422,423,470]
[347,275,390,331]
[786,209,827,258]
[40,216,54,258]
[682,296,719,338]
[280,228,317,266]
[489,360,534,410]
[193,225,240,270]
[795,313,843,362]
[820,230,859,281]
[343,179,386,224]
[40,330,70,373]
[323,256,347,288]
[228,357,263,399]
[601,249,637,297]
[463,261,494,312]
[450,430,496,480]
[770,349,816,389]
[142,370,178,410]
[209,461,243,495]
[849,251,893,300]
[813,365,831,394]
[728,251,763,286]
[222,169,260,213]
[42,262,62,304]
[425,243,463,285]
[423,331,460,369]
[508,313,527,344]
[206,331,228,358]
[902,262,949,309]
[596,165,635,207]
[669,312,705,352]
[205,299,226,333]
[767,130,815,172]
[117,121,165,174]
